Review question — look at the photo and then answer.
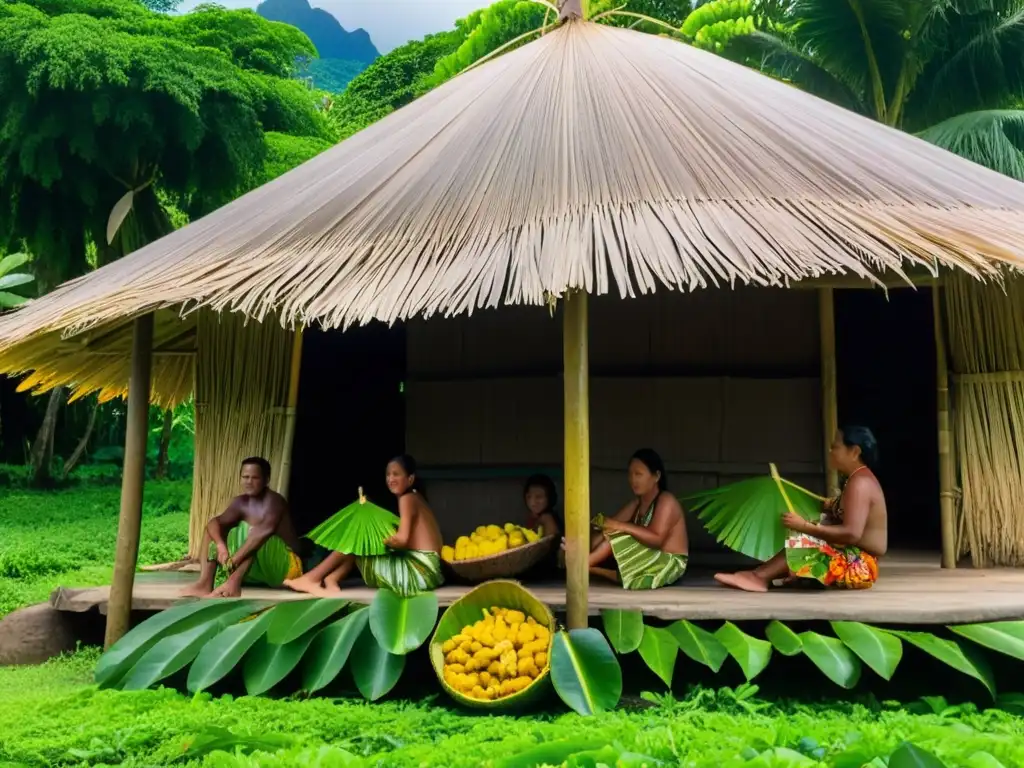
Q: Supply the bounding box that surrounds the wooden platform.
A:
[50,553,1024,625]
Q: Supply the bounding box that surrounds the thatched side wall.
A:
[188,311,295,555]
[946,274,1024,566]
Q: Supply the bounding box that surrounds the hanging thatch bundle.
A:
[188,311,295,554]
[3,10,1024,402]
[945,274,1024,566]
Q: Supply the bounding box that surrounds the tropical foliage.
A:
[0,253,34,309]
[680,0,1024,179]
[600,608,1024,701]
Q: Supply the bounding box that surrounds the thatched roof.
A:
[3,14,1024,403]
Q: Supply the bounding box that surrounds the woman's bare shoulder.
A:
[657,492,683,516]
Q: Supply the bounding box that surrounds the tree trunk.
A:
[155,408,173,479]
[30,387,65,487]
[62,399,100,479]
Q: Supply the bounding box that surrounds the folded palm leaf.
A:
[683,464,826,561]
[305,488,400,556]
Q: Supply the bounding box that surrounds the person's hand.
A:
[780,511,808,532]
[216,544,230,567]
[560,536,566,551]
[602,518,625,533]
[383,534,398,548]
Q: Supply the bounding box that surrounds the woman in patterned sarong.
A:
[715,426,888,593]
[584,449,689,590]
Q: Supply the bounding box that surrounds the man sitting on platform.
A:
[181,457,303,598]
[716,426,887,592]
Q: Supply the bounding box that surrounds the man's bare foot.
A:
[180,582,213,598]
[209,582,242,598]
[284,575,332,597]
[589,566,620,583]
[714,571,769,593]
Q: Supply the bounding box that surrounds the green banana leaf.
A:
[600,608,644,654]
[683,464,826,561]
[799,631,862,689]
[95,599,243,688]
[305,488,399,556]
[301,609,370,693]
[637,625,677,687]
[668,620,728,672]
[243,632,318,696]
[187,610,274,692]
[265,598,349,645]
[549,628,622,715]
[350,621,406,701]
[369,589,439,655]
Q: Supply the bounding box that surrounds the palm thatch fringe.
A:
[0,311,194,407]
[188,311,294,556]
[946,273,1024,566]
[0,19,1023,379]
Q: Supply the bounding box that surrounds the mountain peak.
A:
[257,0,379,64]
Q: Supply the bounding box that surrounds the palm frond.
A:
[684,464,825,561]
[726,30,868,114]
[917,108,1024,181]
[305,488,400,557]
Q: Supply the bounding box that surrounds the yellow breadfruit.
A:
[441,638,456,654]
[535,651,548,667]
[441,545,455,563]
[455,536,471,548]
[517,656,538,677]
[534,625,550,643]
[517,624,535,645]
[509,532,525,547]
[524,528,540,543]
[505,610,526,625]
[484,524,502,539]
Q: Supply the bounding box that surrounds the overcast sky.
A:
[179,0,488,53]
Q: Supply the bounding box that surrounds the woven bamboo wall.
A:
[188,311,295,556]
[405,289,824,557]
[946,274,1024,566]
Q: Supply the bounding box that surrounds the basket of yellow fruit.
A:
[441,523,556,582]
[431,580,554,709]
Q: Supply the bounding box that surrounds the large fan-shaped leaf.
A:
[369,589,438,655]
[684,468,824,561]
[637,625,677,686]
[550,628,622,716]
[949,621,1024,662]
[120,602,259,690]
[831,621,902,680]
[716,621,773,681]
[350,621,406,701]
[799,631,862,689]
[187,611,273,692]
[243,632,318,696]
[667,620,727,672]
[766,620,803,657]
[98,600,261,689]
[889,630,996,699]
[305,492,399,556]
[265,598,348,645]
[302,609,370,693]
[600,608,644,654]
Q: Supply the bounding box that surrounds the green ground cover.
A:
[1,650,1022,767]
[0,480,191,618]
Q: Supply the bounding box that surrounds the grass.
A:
[0,480,191,618]
[1,651,1023,767]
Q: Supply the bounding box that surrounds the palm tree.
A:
[682,0,1024,179]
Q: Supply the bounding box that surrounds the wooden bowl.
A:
[446,536,557,582]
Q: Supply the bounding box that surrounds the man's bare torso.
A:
[233,490,301,552]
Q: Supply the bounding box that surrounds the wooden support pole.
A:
[563,291,590,629]
[933,282,957,569]
[276,327,304,499]
[819,289,839,496]
[104,313,155,649]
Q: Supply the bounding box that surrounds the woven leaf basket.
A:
[446,536,556,583]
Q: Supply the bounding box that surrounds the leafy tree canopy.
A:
[0,0,332,285]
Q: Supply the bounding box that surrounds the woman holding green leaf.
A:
[574,449,689,590]
[715,427,888,593]
[285,455,445,598]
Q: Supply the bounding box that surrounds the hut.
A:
[1,2,1023,646]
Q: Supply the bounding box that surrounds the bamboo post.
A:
[104,313,155,648]
[276,327,303,499]
[563,290,590,629]
[933,281,957,569]
[819,289,839,495]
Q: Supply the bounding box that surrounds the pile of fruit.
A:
[440,606,551,700]
[441,523,541,562]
